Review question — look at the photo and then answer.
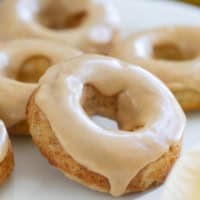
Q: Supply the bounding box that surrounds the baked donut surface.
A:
[0,0,120,54]
[0,121,14,185]
[27,55,185,196]
[0,39,82,135]
[111,26,200,111]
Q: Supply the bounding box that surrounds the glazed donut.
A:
[111,26,200,111]
[0,39,82,135]
[27,55,185,196]
[0,120,14,185]
[0,0,120,54]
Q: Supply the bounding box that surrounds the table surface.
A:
[1,0,200,199]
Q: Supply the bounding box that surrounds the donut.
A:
[0,39,82,135]
[27,55,185,196]
[111,26,200,111]
[0,120,14,185]
[162,146,200,200]
[0,0,120,54]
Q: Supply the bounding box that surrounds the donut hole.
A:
[16,56,52,83]
[153,42,196,61]
[81,84,144,132]
[36,2,87,30]
[91,115,119,130]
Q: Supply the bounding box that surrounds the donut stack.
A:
[0,0,192,197]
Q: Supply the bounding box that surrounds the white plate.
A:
[1,1,200,200]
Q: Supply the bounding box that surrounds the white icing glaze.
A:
[111,26,200,93]
[0,39,82,127]
[0,120,9,162]
[35,54,185,196]
[0,0,120,53]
